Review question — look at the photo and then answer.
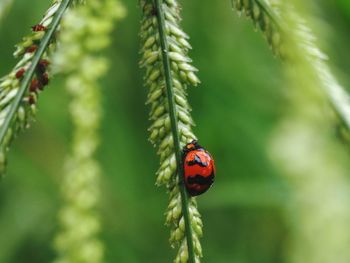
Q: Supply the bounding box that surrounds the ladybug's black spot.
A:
[188,188,210,196]
[187,154,208,167]
[187,174,214,185]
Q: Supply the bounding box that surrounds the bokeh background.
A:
[0,0,350,262]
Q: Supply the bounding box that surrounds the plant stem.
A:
[0,0,73,145]
[233,0,350,135]
[153,0,195,262]
[253,0,281,26]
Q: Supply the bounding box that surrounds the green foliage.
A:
[140,0,202,261]
[269,6,350,262]
[0,1,350,263]
[231,0,350,141]
[231,0,283,56]
[0,0,72,177]
[0,0,14,21]
[53,1,125,262]
[233,1,350,262]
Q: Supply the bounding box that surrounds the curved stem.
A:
[0,0,14,21]
[233,0,350,137]
[253,0,281,27]
[254,0,350,134]
[0,0,73,145]
[154,0,195,262]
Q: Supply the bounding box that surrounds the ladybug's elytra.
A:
[183,140,215,196]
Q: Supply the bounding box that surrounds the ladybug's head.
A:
[184,140,202,152]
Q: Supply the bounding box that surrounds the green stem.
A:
[233,0,350,136]
[253,0,281,27]
[153,0,195,262]
[0,0,73,145]
[254,0,350,134]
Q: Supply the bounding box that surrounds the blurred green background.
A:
[0,0,350,262]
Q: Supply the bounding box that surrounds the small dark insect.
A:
[29,78,40,92]
[40,73,49,87]
[15,68,26,79]
[32,24,47,32]
[28,95,36,105]
[26,45,38,53]
[38,59,50,73]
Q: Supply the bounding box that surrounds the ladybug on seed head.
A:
[182,140,215,196]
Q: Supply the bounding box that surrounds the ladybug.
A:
[182,140,215,196]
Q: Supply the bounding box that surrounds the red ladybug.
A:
[183,140,215,196]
